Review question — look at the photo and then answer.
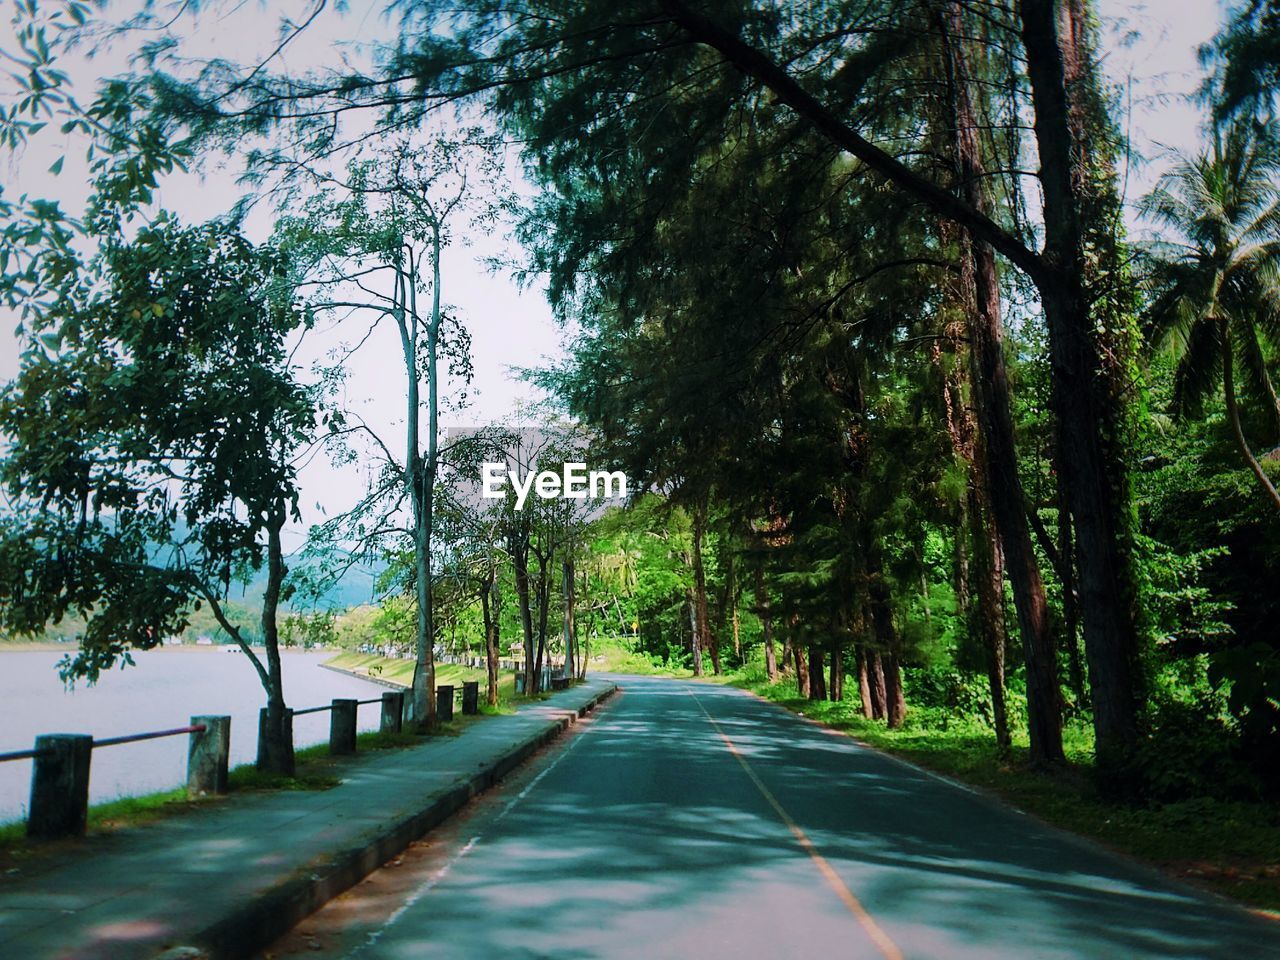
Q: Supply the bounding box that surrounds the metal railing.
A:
[94,723,208,749]
[0,723,209,764]
[292,697,381,717]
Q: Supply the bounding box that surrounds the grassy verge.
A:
[322,650,490,689]
[733,673,1280,913]
[585,637,694,678]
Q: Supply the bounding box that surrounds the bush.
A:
[1135,698,1261,802]
[902,667,1002,732]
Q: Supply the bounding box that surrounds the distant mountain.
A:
[220,559,384,614]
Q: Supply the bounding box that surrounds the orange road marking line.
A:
[691,693,905,960]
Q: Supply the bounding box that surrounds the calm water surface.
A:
[0,647,388,823]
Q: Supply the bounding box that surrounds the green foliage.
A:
[0,207,314,683]
[1206,0,1280,120]
[1136,696,1262,803]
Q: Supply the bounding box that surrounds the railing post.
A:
[462,681,479,715]
[187,716,231,797]
[436,685,455,722]
[257,706,295,770]
[329,699,358,755]
[27,734,92,840]
[381,691,404,734]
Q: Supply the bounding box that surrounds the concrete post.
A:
[329,699,358,755]
[187,716,231,796]
[462,681,479,715]
[27,734,93,840]
[514,672,526,695]
[380,691,404,734]
[436,685,455,722]
[257,707,295,769]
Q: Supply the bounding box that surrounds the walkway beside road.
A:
[0,678,616,960]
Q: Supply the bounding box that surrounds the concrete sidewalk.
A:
[0,678,617,960]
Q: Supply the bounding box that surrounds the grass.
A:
[324,649,598,711]
[731,672,1280,913]
[322,651,488,689]
[585,637,694,678]
[0,786,214,876]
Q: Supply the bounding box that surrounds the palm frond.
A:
[1169,314,1223,420]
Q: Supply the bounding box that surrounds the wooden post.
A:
[436,685,455,722]
[187,716,231,797]
[329,699,358,755]
[27,734,92,840]
[381,691,404,734]
[462,681,479,715]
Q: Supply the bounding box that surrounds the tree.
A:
[1142,118,1280,512]
[280,137,501,725]
[0,213,314,774]
[1204,0,1280,120]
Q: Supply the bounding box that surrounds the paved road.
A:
[263,676,1280,960]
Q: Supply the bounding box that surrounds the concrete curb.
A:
[163,683,618,960]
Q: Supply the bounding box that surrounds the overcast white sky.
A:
[0,0,1230,549]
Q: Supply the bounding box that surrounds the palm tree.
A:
[1142,118,1280,511]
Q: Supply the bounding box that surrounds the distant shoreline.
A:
[0,643,343,655]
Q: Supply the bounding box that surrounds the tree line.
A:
[0,0,1277,801]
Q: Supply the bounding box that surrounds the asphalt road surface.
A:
[261,675,1280,960]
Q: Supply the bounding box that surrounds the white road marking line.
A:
[344,701,614,958]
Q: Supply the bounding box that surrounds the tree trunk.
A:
[482,568,500,707]
[688,592,704,676]
[790,615,809,697]
[829,635,843,703]
[1020,0,1143,783]
[939,1,1061,762]
[1222,320,1280,510]
[727,553,742,662]
[691,506,720,675]
[562,556,576,681]
[1058,475,1087,707]
[968,485,1011,752]
[868,650,887,720]
[883,651,906,729]
[257,503,293,775]
[808,643,826,701]
[856,645,875,718]
[533,554,551,691]
[758,568,778,682]
[868,552,905,728]
[512,533,536,695]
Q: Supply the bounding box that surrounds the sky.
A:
[0,0,1232,552]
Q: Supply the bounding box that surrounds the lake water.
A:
[0,648,389,824]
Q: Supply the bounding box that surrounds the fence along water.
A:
[0,681,481,840]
